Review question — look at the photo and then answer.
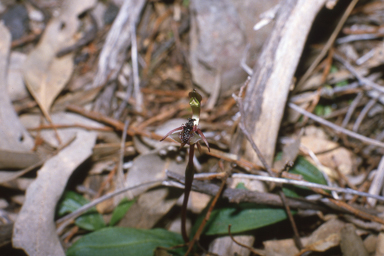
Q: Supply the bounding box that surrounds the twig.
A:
[165,170,330,212]
[130,20,143,113]
[367,156,384,207]
[289,103,384,148]
[185,172,229,255]
[228,225,264,256]
[295,0,359,91]
[239,123,274,177]
[333,52,384,94]
[56,179,164,234]
[231,173,384,202]
[240,43,253,76]
[336,34,382,44]
[114,76,133,119]
[341,91,364,128]
[352,98,377,132]
[327,198,384,225]
[91,0,146,89]
[28,124,113,132]
[115,119,130,203]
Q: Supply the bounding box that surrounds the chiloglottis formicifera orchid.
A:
[160,90,210,153]
[159,89,209,243]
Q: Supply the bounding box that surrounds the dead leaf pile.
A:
[2,1,384,256]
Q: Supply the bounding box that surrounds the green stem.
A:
[181,144,195,243]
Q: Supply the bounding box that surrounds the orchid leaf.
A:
[109,198,136,226]
[66,227,185,256]
[57,191,106,231]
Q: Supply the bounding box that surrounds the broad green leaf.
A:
[109,198,136,226]
[193,202,296,236]
[66,227,185,256]
[190,155,327,236]
[191,185,298,236]
[57,191,105,231]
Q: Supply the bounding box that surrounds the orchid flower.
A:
[160,89,210,153]
[160,89,209,243]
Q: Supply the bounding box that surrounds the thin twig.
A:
[341,91,363,128]
[352,98,377,132]
[333,52,384,94]
[185,172,229,255]
[367,156,384,207]
[114,76,133,119]
[228,225,264,256]
[240,43,253,76]
[130,20,143,113]
[231,173,384,202]
[115,119,130,203]
[28,123,113,132]
[235,83,303,249]
[239,123,274,177]
[289,103,384,148]
[295,0,359,91]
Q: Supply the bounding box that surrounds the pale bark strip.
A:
[243,0,326,166]
[13,131,97,256]
[91,0,146,89]
[0,22,35,152]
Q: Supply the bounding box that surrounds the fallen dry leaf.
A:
[23,0,96,119]
[0,22,38,169]
[0,150,40,170]
[12,131,97,256]
[340,223,369,256]
[124,148,186,199]
[301,135,354,179]
[264,237,302,256]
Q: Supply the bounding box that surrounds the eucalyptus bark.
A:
[242,0,326,166]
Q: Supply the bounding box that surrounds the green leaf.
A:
[58,191,89,216]
[57,191,105,231]
[191,185,298,236]
[66,227,185,256]
[289,156,327,185]
[189,156,326,236]
[314,105,332,116]
[192,202,296,236]
[335,79,348,87]
[109,198,136,226]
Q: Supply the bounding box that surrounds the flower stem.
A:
[181,144,195,243]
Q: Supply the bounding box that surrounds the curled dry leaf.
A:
[0,22,38,169]
[12,131,97,256]
[23,0,96,119]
